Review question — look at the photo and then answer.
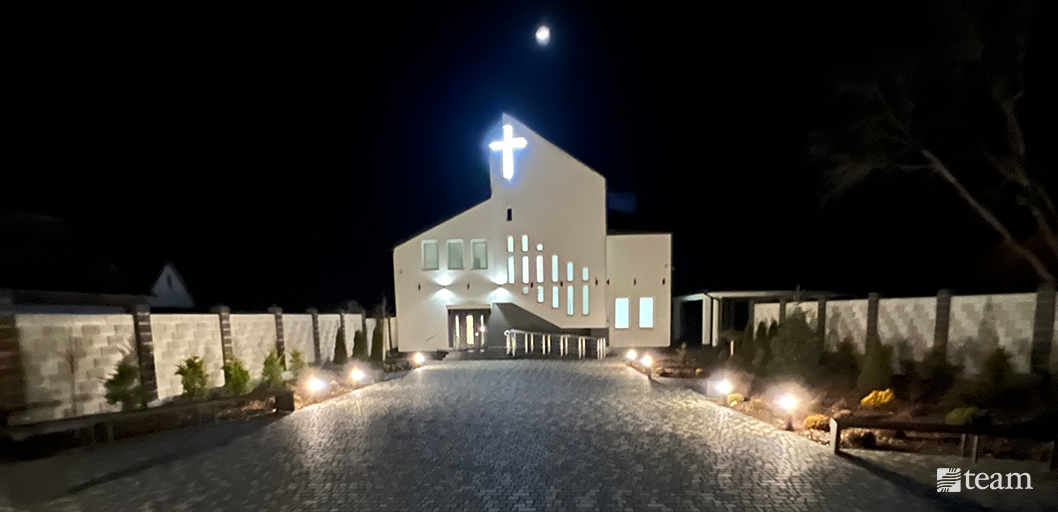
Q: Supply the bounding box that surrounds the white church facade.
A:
[393,114,671,353]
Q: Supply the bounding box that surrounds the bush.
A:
[847,431,877,448]
[104,358,148,411]
[765,309,821,380]
[333,328,348,365]
[968,347,1015,407]
[734,323,756,370]
[916,345,957,402]
[353,329,368,360]
[826,340,859,387]
[754,321,775,370]
[289,350,306,377]
[222,357,252,396]
[371,322,384,362]
[175,356,209,400]
[726,393,744,406]
[261,351,284,390]
[857,344,893,394]
[803,414,830,431]
[860,388,895,407]
[945,406,985,426]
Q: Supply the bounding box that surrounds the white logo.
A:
[937,468,962,492]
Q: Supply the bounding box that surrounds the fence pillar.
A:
[0,291,27,418]
[778,298,787,324]
[307,308,322,363]
[1031,283,1055,377]
[131,304,158,401]
[934,289,951,353]
[816,297,827,353]
[268,306,285,363]
[866,293,880,346]
[213,305,234,365]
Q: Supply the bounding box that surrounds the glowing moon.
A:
[535,25,550,45]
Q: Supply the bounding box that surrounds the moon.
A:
[535,25,550,45]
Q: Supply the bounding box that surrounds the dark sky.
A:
[4,1,1056,311]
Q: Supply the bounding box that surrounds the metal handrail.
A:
[503,329,608,359]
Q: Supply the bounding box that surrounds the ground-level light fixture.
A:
[306,377,328,394]
[778,394,798,431]
[639,354,653,368]
[625,349,638,362]
[412,352,426,367]
[349,367,366,383]
[714,379,733,396]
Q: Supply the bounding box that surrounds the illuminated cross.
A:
[489,124,527,181]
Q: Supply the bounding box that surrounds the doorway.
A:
[448,308,490,352]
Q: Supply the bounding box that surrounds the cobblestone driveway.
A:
[1,360,1047,511]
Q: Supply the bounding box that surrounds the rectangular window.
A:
[567,286,574,316]
[507,236,514,253]
[447,240,464,270]
[552,286,559,308]
[639,297,655,328]
[471,239,487,269]
[537,286,544,303]
[521,235,528,252]
[506,208,512,221]
[582,267,589,281]
[582,285,589,315]
[522,256,529,284]
[535,255,544,282]
[422,240,439,270]
[551,255,558,282]
[566,262,573,281]
[615,298,629,329]
[507,257,515,284]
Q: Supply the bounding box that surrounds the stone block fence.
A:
[752,286,1058,377]
[0,291,398,426]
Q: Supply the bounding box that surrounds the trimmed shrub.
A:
[847,431,876,448]
[353,329,368,360]
[945,406,984,426]
[735,323,756,370]
[175,356,209,400]
[262,351,284,390]
[371,322,384,362]
[857,344,893,394]
[222,357,252,396]
[916,345,957,402]
[289,350,306,377]
[333,328,348,365]
[860,388,895,407]
[104,358,148,411]
[766,309,821,380]
[969,347,1015,406]
[754,321,775,370]
[803,414,830,431]
[726,393,744,406]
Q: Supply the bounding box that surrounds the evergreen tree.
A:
[371,321,384,362]
[333,327,349,364]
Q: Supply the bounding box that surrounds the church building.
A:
[393,114,671,354]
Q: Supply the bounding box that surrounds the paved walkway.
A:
[1,360,1053,511]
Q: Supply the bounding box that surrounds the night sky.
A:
[4,1,1056,311]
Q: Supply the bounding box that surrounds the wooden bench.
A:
[829,416,1057,471]
[2,390,295,445]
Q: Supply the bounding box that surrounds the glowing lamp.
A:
[714,379,733,395]
[349,368,366,383]
[778,394,798,412]
[639,354,653,368]
[625,349,638,361]
[412,352,426,367]
[306,377,327,393]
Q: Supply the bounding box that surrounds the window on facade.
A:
[521,235,528,252]
[615,298,629,329]
[566,262,573,281]
[582,285,589,315]
[551,255,558,282]
[422,240,439,270]
[447,240,464,270]
[537,286,544,303]
[535,255,544,282]
[639,297,655,328]
[522,256,529,284]
[507,236,514,253]
[582,267,589,281]
[567,286,574,315]
[507,257,515,284]
[506,208,512,221]
[471,239,487,269]
[536,243,543,251]
[552,286,559,308]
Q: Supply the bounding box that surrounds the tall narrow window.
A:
[471,239,488,269]
[535,255,544,282]
[567,286,574,315]
[615,298,629,329]
[639,297,655,328]
[466,315,474,346]
[447,240,464,270]
[506,208,512,221]
[521,235,528,252]
[582,285,589,315]
[422,240,439,270]
[566,262,573,281]
[507,257,515,284]
[522,256,529,284]
[537,286,544,303]
[551,255,558,282]
[582,267,589,281]
[507,236,514,253]
[552,287,559,308]
[454,315,461,346]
